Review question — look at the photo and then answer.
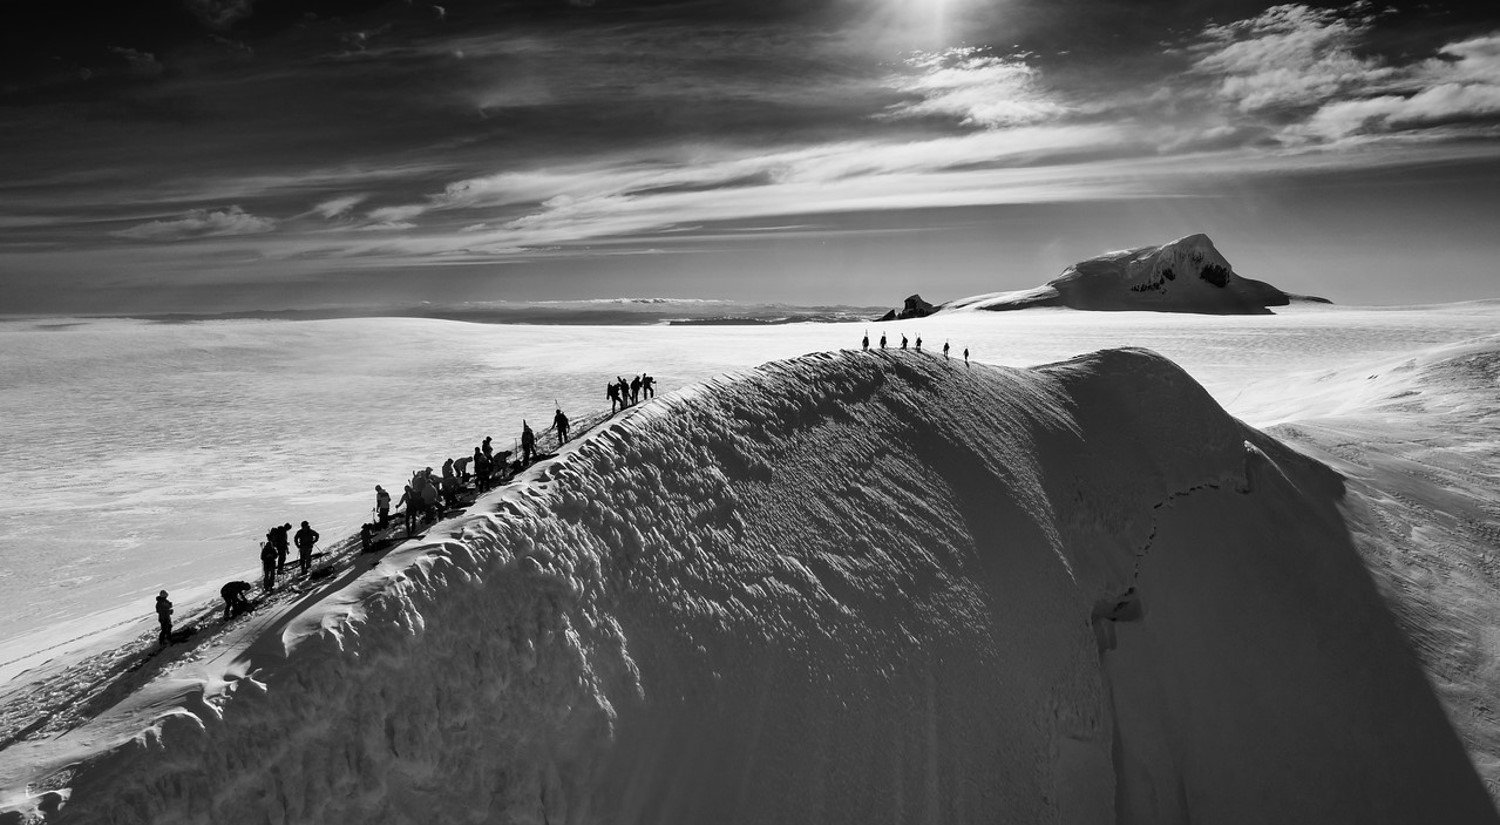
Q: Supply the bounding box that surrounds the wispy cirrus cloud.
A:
[113,206,277,241]
[5,0,1500,314]
[310,194,369,220]
[326,120,1131,249]
[1292,32,1500,141]
[1190,3,1395,113]
[182,0,256,31]
[883,48,1067,128]
[1187,4,1500,144]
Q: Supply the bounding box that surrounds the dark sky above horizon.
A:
[3,0,1499,314]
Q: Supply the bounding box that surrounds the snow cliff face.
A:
[949,234,1304,314]
[12,349,1496,824]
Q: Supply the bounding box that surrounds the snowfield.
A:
[3,340,1498,823]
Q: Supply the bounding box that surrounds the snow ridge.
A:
[5,348,1496,824]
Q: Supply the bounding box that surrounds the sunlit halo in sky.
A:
[1,0,1499,313]
[883,0,967,47]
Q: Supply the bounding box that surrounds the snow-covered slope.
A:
[947,234,1309,315]
[2,348,1495,824]
[1245,335,1500,797]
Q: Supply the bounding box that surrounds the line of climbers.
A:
[607,374,654,413]
[859,330,969,364]
[155,376,665,649]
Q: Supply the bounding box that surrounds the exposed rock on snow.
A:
[947,234,1326,315]
[875,294,938,322]
[2,348,1494,824]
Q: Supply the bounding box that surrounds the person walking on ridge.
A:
[482,436,493,462]
[943,341,950,360]
[631,375,642,404]
[376,485,391,528]
[521,420,537,464]
[642,374,655,398]
[964,347,969,365]
[221,580,253,621]
[900,334,908,350]
[915,335,922,351]
[272,523,291,575]
[260,538,278,591]
[398,484,417,534]
[155,590,173,647]
[294,521,320,576]
[862,331,869,351]
[607,380,620,413]
[472,447,488,492]
[554,408,570,444]
[880,332,887,349]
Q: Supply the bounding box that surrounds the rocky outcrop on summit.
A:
[948,234,1327,315]
[875,294,937,321]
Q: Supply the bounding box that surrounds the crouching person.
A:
[221,580,253,621]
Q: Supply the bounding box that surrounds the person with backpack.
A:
[155,590,173,648]
[607,380,620,413]
[272,523,292,575]
[642,375,655,398]
[294,521,320,576]
[420,474,442,523]
[862,331,869,351]
[554,408,570,444]
[964,347,969,364]
[221,580,253,621]
[521,420,536,464]
[900,334,908,350]
[915,335,922,351]
[879,333,887,349]
[630,375,642,404]
[472,447,489,492]
[260,538,278,591]
[482,436,493,462]
[943,341,950,360]
[376,485,391,528]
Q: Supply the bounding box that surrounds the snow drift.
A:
[947,234,1319,314]
[3,348,1495,824]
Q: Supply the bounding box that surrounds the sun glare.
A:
[885,0,970,48]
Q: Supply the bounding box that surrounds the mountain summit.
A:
[947,234,1326,315]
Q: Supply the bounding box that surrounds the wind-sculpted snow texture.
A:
[12,349,1498,824]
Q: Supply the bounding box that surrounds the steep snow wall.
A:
[9,349,1496,824]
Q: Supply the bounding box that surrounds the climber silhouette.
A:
[155,590,173,647]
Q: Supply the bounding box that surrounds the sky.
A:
[2,0,1499,314]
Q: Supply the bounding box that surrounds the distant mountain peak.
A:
[940,234,1327,316]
